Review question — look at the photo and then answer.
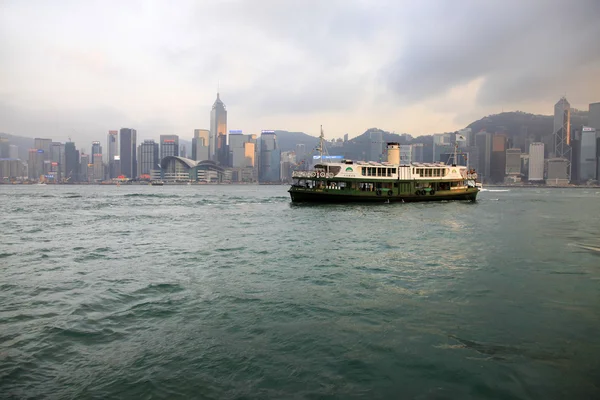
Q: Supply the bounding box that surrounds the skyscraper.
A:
[528,143,544,181]
[505,148,522,176]
[210,93,227,161]
[475,131,492,181]
[93,154,103,181]
[107,130,118,179]
[64,141,79,181]
[119,128,137,179]
[400,145,412,165]
[192,129,210,161]
[411,143,424,163]
[553,97,571,178]
[160,135,179,160]
[579,127,597,182]
[34,138,52,161]
[259,131,281,182]
[589,102,600,131]
[92,141,102,156]
[490,134,507,183]
[50,142,65,182]
[138,140,159,177]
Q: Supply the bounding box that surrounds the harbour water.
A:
[1,185,599,399]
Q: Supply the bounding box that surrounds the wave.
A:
[124,194,181,198]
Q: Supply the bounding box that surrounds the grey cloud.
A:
[385,0,600,106]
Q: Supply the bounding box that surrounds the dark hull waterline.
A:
[289,189,478,203]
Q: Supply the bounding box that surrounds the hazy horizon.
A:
[1,0,599,143]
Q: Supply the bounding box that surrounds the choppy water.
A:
[1,185,600,399]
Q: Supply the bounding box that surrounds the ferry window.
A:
[377,168,381,177]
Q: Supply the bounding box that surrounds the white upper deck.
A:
[292,161,477,181]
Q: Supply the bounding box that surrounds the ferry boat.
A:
[288,129,479,203]
[150,180,164,186]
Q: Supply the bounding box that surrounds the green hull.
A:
[289,188,478,203]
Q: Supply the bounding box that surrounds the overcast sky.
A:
[1,0,599,143]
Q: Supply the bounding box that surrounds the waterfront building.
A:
[553,97,571,179]
[50,142,65,182]
[475,131,492,182]
[280,151,296,182]
[65,142,79,181]
[93,154,103,181]
[160,135,179,160]
[490,134,507,183]
[80,153,91,182]
[528,143,544,182]
[159,156,230,182]
[119,128,137,179]
[588,103,600,180]
[192,129,210,161]
[34,138,52,161]
[259,131,281,182]
[0,137,9,158]
[369,130,384,162]
[579,127,597,182]
[107,130,118,178]
[210,93,227,161]
[458,128,472,148]
[138,140,159,177]
[505,148,521,176]
[91,141,102,156]
[0,158,26,180]
[28,149,45,180]
[400,145,412,165]
[411,143,424,163]
[546,158,569,185]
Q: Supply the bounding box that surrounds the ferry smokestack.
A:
[387,142,400,164]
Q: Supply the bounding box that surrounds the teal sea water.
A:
[1,185,600,399]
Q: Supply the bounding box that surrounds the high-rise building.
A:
[107,130,118,179]
[0,137,9,158]
[589,102,600,131]
[229,131,257,169]
[295,144,306,163]
[369,130,384,162]
[180,144,187,159]
[259,131,281,182]
[344,133,349,142]
[92,154,103,181]
[505,148,522,176]
[411,143,424,163]
[280,151,296,182]
[528,143,544,182]
[9,145,19,159]
[28,149,45,180]
[457,128,472,148]
[160,135,179,160]
[64,142,79,181]
[553,97,571,178]
[475,131,492,181]
[50,142,65,182]
[34,138,52,160]
[210,93,227,161]
[217,133,228,166]
[119,128,137,179]
[91,141,102,156]
[137,140,159,177]
[0,159,26,180]
[579,127,597,182]
[80,153,90,182]
[400,145,412,165]
[490,134,507,183]
[192,129,210,161]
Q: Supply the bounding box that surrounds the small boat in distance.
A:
[288,127,479,204]
[150,180,164,186]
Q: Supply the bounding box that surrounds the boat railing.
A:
[292,171,336,179]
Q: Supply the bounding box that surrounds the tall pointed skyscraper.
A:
[553,96,571,180]
[210,93,227,162]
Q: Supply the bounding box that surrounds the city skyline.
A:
[1,1,599,143]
